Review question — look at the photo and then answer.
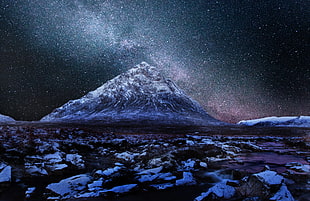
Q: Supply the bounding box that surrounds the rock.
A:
[42,152,68,171]
[270,183,295,201]
[66,154,85,169]
[157,172,176,181]
[180,159,196,171]
[101,184,137,194]
[25,163,48,176]
[95,166,122,177]
[137,166,163,175]
[236,170,289,200]
[88,179,104,191]
[253,170,284,186]
[25,187,36,198]
[148,158,162,167]
[75,191,99,198]
[221,144,241,156]
[285,162,310,173]
[0,165,11,183]
[137,174,159,183]
[115,151,139,162]
[150,183,174,190]
[50,163,68,171]
[186,140,195,146]
[199,162,208,168]
[137,171,176,183]
[46,174,91,198]
[175,172,196,186]
[242,197,262,201]
[147,156,175,169]
[194,180,236,201]
[136,167,164,183]
[44,152,63,163]
[47,196,61,200]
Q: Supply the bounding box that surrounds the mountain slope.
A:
[41,62,223,125]
[238,116,310,127]
[0,114,15,122]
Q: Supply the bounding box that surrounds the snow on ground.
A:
[238,116,310,127]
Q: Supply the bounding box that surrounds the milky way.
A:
[0,0,309,122]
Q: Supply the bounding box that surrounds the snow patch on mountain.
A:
[0,114,15,122]
[41,62,223,125]
[238,116,310,127]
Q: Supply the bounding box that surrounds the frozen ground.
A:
[0,122,309,201]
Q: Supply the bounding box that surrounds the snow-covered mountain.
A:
[41,62,223,126]
[238,116,310,127]
[0,114,15,122]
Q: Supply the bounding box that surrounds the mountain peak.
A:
[87,62,181,99]
[41,62,223,126]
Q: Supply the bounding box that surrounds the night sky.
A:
[0,0,309,123]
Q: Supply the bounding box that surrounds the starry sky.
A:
[0,0,309,123]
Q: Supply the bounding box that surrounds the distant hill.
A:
[238,116,310,127]
[0,114,15,122]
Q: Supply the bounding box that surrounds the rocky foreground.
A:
[0,124,309,201]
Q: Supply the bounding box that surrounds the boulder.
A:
[46,174,91,198]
